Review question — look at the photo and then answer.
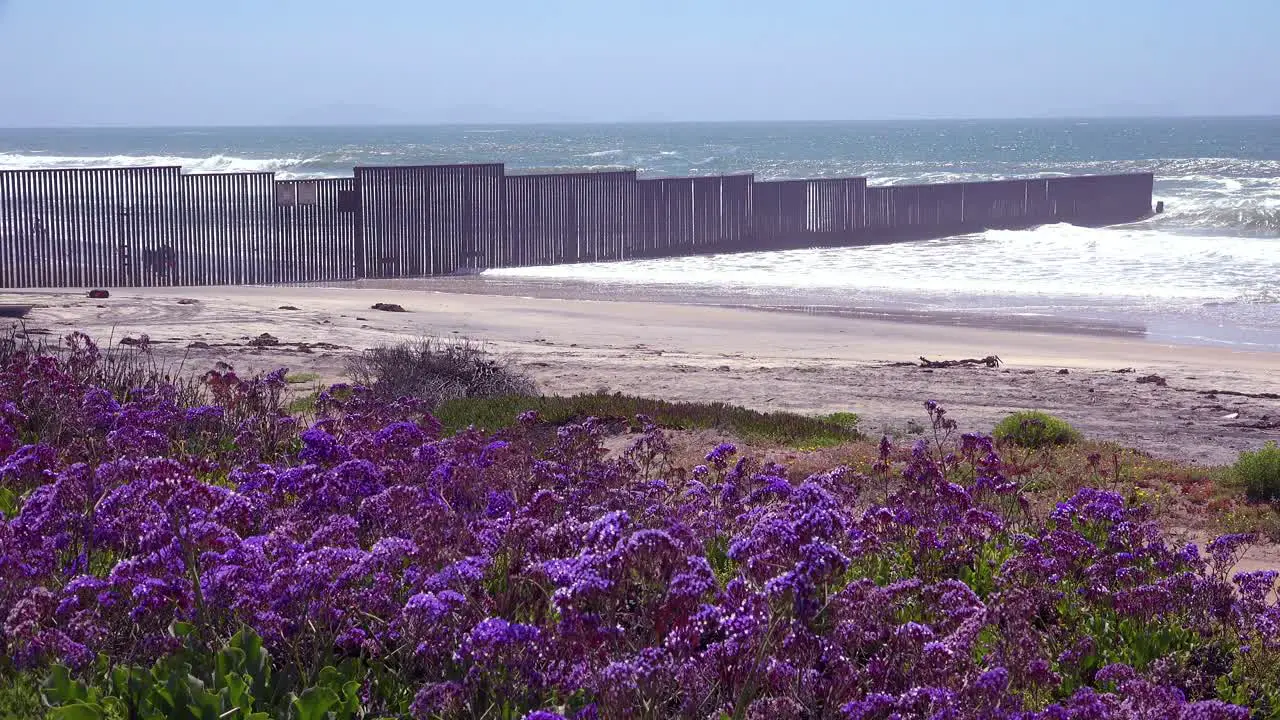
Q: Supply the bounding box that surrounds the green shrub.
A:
[993,410,1082,449]
[286,390,320,417]
[39,627,368,720]
[1235,441,1280,502]
[822,412,861,431]
[434,393,862,449]
[0,671,46,720]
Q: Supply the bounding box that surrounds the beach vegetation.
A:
[434,393,862,449]
[0,671,44,720]
[821,410,861,430]
[3,333,1279,719]
[286,390,321,417]
[1234,441,1280,502]
[993,410,1083,449]
[345,337,536,407]
[1223,505,1280,544]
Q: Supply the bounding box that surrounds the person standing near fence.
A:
[26,216,50,269]
[160,244,176,280]
[30,216,48,248]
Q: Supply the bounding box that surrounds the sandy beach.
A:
[3,283,1276,466]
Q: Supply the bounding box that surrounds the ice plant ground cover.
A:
[1,334,1279,719]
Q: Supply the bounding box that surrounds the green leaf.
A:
[334,680,363,719]
[0,486,20,518]
[316,666,343,689]
[231,629,272,703]
[171,621,196,639]
[100,696,132,718]
[222,672,252,713]
[157,670,200,720]
[215,647,247,688]
[340,680,360,700]
[110,664,150,713]
[48,702,106,720]
[42,665,91,705]
[148,683,176,715]
[291,687,340,720]
[109,666,130,693]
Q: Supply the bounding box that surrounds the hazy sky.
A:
[1,0,1277,127]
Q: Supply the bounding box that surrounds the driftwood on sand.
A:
[1197,388,1280,401]
[918,355,1003,369]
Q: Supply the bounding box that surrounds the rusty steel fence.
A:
[0,163,1155,289]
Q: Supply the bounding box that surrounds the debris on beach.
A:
[1200,388,1280,400]
[918,354,1002,369]
[119,335,149,347]
[278,305,300,311]
[248,333,280,347]
[289,340,346,354]
[371,302,407,312]
[177,298,199,305]
[1057,368,1070,375]
[1137,374,1169,387]
[188,341,211,349]
[88,289,109,299]
[1229,416,1280,429]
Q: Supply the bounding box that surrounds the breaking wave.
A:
[1151,200,1280,235]
[492,222,1276,303]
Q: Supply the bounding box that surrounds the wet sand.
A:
[4,282,1277,466]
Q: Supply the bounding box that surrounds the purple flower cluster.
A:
[2,345,1278,719]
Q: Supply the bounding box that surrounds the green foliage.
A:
[1234,441,1280,502]
[38,629,364,720]
[957,541,1016,600]
[821,412,861,430]
[1216,645,1280,717]
[434,393,862,449]
[0,671,48,720]
[705,535,738,588]
[0,486,20,519]
[286,391,320,417]
[993,410,1082,449]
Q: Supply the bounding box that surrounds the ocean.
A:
[1,119,1278,350]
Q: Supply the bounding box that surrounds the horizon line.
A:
[2,113,1279,131]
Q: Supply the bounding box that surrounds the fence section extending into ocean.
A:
[0,164,1154,288]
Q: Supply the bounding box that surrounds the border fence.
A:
[0,163,1154,289]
